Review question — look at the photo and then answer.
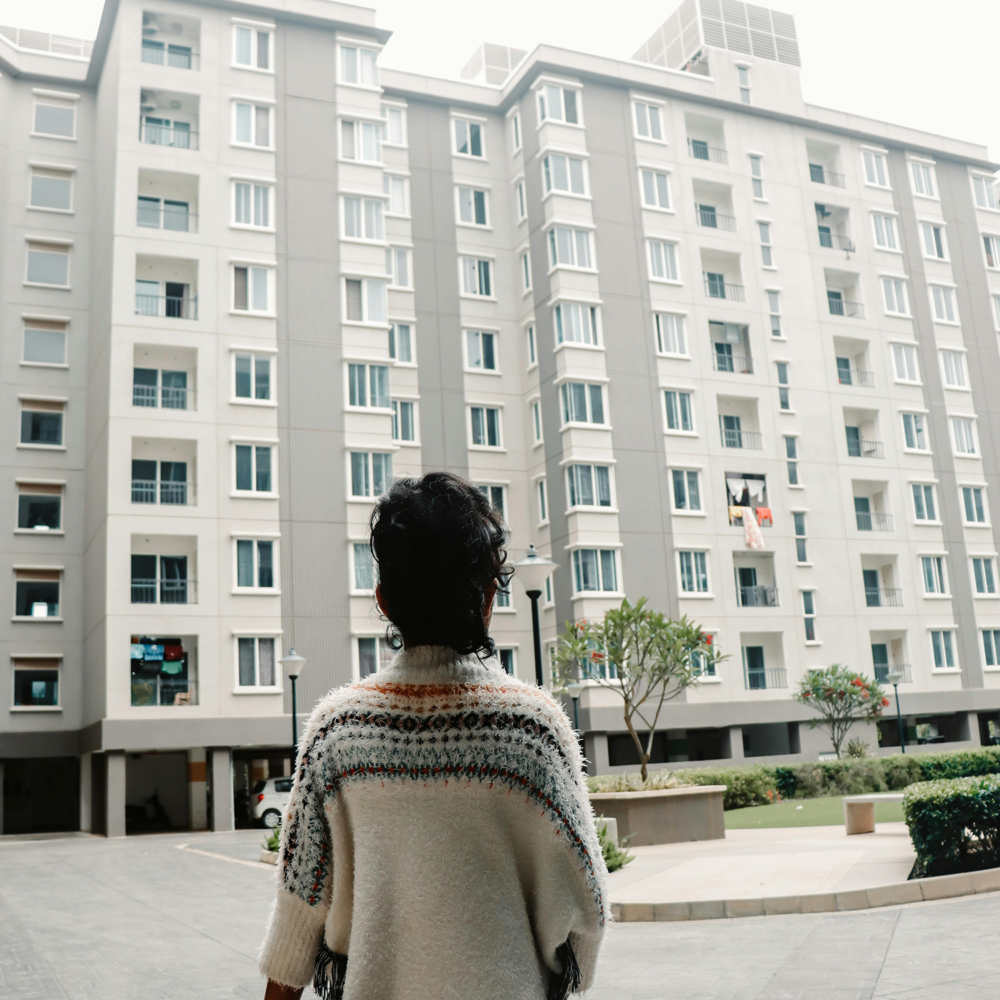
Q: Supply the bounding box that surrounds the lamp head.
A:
[280,646,307,681]
[886,668,902,686]
[512,543,557,596]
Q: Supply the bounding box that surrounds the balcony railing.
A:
[739,584,779,608]
[137,202,198,233]
[828,296,866,319]
[721,428,763,450]
[837,367,875,388]
[696,204,737,230]
[864,586,903,608]
[856,511,894,531]
[847,438,884,459]
[132,384,195,409]
[0,26,94,57]
[130,675,197,707]
[745,667,787,690]
[713,353,753,374]
[687,138,728,163]
[131,480,194,506]
[819,231,856,252]
[139,121,199,149]
[728,507,772,527]
[809,164,846,187]
[705,277,745,300]
[135,294,198,320]
[875,663,912,684]
[131,578,196,604]
[140,42,200,70]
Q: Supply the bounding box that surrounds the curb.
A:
[611,866,1000,921]
[260,850,278,865]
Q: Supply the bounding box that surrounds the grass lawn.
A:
[725,794,904,829]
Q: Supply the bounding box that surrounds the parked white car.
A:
[252,777,293,828]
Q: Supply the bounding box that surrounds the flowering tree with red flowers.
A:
[794,664,890,758]
[553,598,722,781]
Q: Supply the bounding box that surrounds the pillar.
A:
[963,712,981,745]
[105,750,127,838]
[210,747,234,832]
[728,726,745,760]
[584,732,609,776]
[0,761,5,835]
[79,753,92,833]
[188,748,208,830]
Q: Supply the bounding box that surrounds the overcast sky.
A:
[3,0,997,164]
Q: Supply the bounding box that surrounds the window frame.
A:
[909,159,938,200]
[676,548,711,596]
[553,300,601,349]
[647,238,681,283]
[468,403,504,450]
[22,319,68,368]
[961,484,989,526]
[338,42,381,89]
[458,255,495,299]
[232,179,275,231]
[536,477,548,525]
[541,150,589,199]
[454,185,491,229]
[919,220,948,260]
[662,387,695,435]
[346,361,392,412]
[341,194,386,243]
[546,223,595,272]
[536,81,583,127]
[380,103,407,147]
[861,148,890,189]
[32,93,78,140]
[19,402,66,450]
[231,22,274,73]
[971,555,999,598]
[632,99,665,143]
[386,245,411,289]
[231,100,274,150]
[940,348,969,391]
[348,450,394,499]
[871,211,899,251]
[929,628,958,671]
[383,173,409,216]
[232,349,276,405]
[231,263,275,315]
[911,482,939,524]
[231,441,277,497]
[11,661,61,709]
[930,283,959,324]
[351,541,377,594]
[13,571,62,621]
[28,166,74,214]
[972,173,1000,211]
[16,485,64,534]
[464,328,500,375]
[881,275,910,317]
[570,547,621,597]
[654,312,687,357]
[565,463,615,512]
[343,276,388,326]
[452,117,486,159]
[340,116,383,164]
[233,536,279,593]
[25,240,71,289]
[901,411,931,453]
[388,322,415,365]
[951,415,979,456]
[559,380,608,429]
[891,342,921,385]
[390,398,418,444]
[638,166,672,212]
[233,635,281,692]
[669,466,703,515]
[921,554,948,596]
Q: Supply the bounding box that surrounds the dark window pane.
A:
[15,580,60,617]
[21,411,62,445]
[18,495,61,530]
[256,447,272,492]
[257,541,274,588]
[235,445,253,490]
[14,669,58,706]
[235,354,252,397]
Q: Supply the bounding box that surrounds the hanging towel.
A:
[163,644,184,661]
[755,506,773,527]
[742,507,764,549]
[728,505,744,525]
[130,644,145,661]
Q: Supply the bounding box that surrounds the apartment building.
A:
[3,0,1000,834]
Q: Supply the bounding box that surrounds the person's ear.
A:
[376,584,390,619]
[483,584,497,628]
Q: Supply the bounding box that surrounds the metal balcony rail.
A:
[837,367,876,388]
[847,438,884,459]
[705,277,746,300]
[130,675,197,707]
[140,44,200,70]
[135,294,198,320]
[864,586,903,608]
[130,578,197,604]
[819,231,856,252]
[721,428,763,450]
[0,26,94,57]
[856,511,894,531]
[696,204,737,230]
[875,663,912,684]
[828,296,866,319]
[745,667,788,691]
[713,353,753,374]
[131,480,193,505]
[139,121,199,149]
[132,384,195,409]
[739,584,779,608]
[137,202,198,232]
[809,164,846,187]
[687,138,728,163]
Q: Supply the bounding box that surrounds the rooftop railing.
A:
[0,26,93,57]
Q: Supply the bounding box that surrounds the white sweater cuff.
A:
[258,888,327,988]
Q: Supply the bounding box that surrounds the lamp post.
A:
[886,668,905,754]
[512,543,558,686]
[565,678,584,732]
[279,647,307,768]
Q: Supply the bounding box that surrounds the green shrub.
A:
[916,746,1000,782]
[262,820,281,853]
[904,775,1000,877]
[683,765,778,810]
[882,753,923,790]
[596,821,634,873]
[587,769,691,793]
[774,766,797,800]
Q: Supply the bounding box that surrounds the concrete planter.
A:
[260,850,279,865]
[589,785,726,847]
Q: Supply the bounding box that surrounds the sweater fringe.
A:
[548,941,582,1000]
[313,943,348,1000]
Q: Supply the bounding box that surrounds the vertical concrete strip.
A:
[78,753,91,833]
[210,748,234,833]
[105,750,126,839]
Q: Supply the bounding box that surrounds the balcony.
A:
[809,163,846,187]
[856,511,893,531]
[131,546,195,604]
[713,352,753,374]
[131,577,196,604]
[141,39,199,69]
[131,479,194,506]
[847,437,884,459]
[687,137,727,163]
[705,275,745,300]
[141,10,200,71]
[828,293,865,319]
[137,198,198,232]
[695,203,736,231]
[721,428,762,450]
[739,585,779,608]
[130,633,198,706]
[139,88,199,150]
[865,587,903,608]
[136,255,198,321]
[135,292,197,319]
[140,119,199,149]
[133,381,195,409]
[875,662,912,684]
[745,666,787,690]
[819,231,856,252]
[837,366,875,388]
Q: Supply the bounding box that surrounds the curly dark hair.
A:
[369,472,512,657]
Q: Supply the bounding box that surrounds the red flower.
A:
[882,697,890,707]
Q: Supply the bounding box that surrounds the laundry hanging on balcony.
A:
[755,506,773,527]
[741,506,764,549]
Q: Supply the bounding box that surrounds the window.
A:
[767,291,781,337]
[497,649,515,676]
[572,549,617,593]
[749,155,764,198]
[26,242,69,286]
[20,404,63,447]
[235,539,275,590]
[776,362,790,411]
[793,512,807,562]
[671,469,701,511]
[892,343,920,383]
[785,436,799,485]
[531,400,543,443]
[655,313,686,355]
[873,213,898,250]
[233,24,271,70]
[633,101,662,140]
[340,45,378,86]
[389,323,413,363]
[542,154,586,195]
[678,551,709,593]
[544,576,553,605]
[234,182,271,228]
[33,96,75,138]
[516,181,526,220]
[953,417,977,455]
[512,113,521,150]
[454,119,483,157]
[29,168,72,211]
[234,444,273,493]
[738,66,751,104]
[15,571,60,618]
[526,325,536,367]
[358,636,393,678]
[554,302,599,346]
[347,363,390,409]
[548,226,591,269]
[23,319,67,365]
[384,174,407,215]
[802,591,816,642]
[922,555,947,594]
[561,382,605,425]
[973,175,999,210]
[984,630,1000,668]
[18,486,61,531]
[648,240,679,280]
[973,557,997,595]
[233,265,272,313]
[353,543,375,591]
[234,352,272,401]
[457,187,489,226]
[902,413,929,451]
[882,277,908,315]
[391,400,415,442]
[344,277,387,323]
[13,664,59,707]
[537,479,548,522]
[963,486,987,524]
[931,630,956,669]
[233,102,272,148]
[350,452,393,497]
[758,222,773,266]
[470,406,502,447]
[640,169,671,210]
[931,285,957,322]
[460,257,492,297]
[237,637,276,688]
[381,104,406,144]
[476,484,506,517]
[984,235,1000,270]
[386,247,410,288]
[466,329,497,371]
[912,483,937,521]
[911,161,936,197]
[863,150,889,187]
[663,390,693,432]
[921,222,945,259]
[343,196,384,240]
[538,83,579,124]
[942,350,967,389]
[568,464,612,508]
[341,118,381,162]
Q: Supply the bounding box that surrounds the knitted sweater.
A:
[258,645,608,1000]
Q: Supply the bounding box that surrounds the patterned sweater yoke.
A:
[259,645,608,1000]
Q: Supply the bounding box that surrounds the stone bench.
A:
[843,792,904,835]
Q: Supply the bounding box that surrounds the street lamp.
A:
[886,668,905,754]
[279,647,307,766]
[512,543,557,686]
[564,678,585,731]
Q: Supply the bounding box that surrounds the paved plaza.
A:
[2,829,999,999]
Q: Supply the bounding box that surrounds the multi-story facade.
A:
[3,0,1000,834]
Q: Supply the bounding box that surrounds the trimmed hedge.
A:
[904,775,1000,877]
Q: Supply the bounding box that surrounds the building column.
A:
[106,751,127,838]
[188,748,208,830]
[964,712,982,745]
[0,761,5,835]
[584,732,609,776]
[79,753,92,833]
[728,726,745,760]
[210,748,234,832]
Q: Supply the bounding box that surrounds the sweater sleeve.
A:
[258,729,334,988]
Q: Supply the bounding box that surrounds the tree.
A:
[794,664,889,758]
[553,598,723,781]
